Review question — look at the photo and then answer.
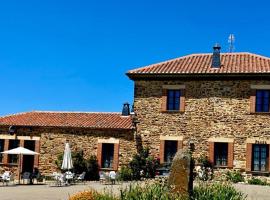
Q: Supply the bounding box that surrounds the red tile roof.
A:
[0,111,133,130]
[127,53,270,78]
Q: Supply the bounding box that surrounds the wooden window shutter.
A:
[34,140,40,168]
[113,143,120,171]
[250,89,256,113]
[159,140,165,164]
[97,143,102,169]
[180,89,185,112]
[177,140,183,150]
[161,89,168,112]
[227,142,234,168]
[246,143,252,172]
[209,142,214,165]
[2,139,9,164]
[269,145,270,172]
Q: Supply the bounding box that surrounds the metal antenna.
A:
[228,34,235,53]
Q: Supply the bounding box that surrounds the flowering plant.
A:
[195,165,213,181]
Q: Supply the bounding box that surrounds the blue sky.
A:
[0,0,269,116]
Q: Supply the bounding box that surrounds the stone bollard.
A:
[168,149,194,197]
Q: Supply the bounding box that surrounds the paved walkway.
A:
[0,181,130,200]
[0,182,270,200]
[234,183,270,200]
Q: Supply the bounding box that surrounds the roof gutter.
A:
[126,73,270,81]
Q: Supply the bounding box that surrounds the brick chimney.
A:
[212,43,221,68]
[122,102,130,116]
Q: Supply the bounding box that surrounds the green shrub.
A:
[197,155,212,168]
[73,150,87,175]
[192,182,246,200]
[129,147,160,180]
[195,155,214,181]
[85,155,99,181]
[145,156,160,178]
[119,166,133,181]
[55,153,64,169]
[55,150,99,181]
[226,171,244,183]
[55,150,87,173]
[248,177,267,185]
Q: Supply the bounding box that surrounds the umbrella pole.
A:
[19,154,22,184]
[17,154,19,184]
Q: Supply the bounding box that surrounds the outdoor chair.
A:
[32,172,43,184]
[99,171,106,184]
[104,173,110,184]
[22,172,31,184]
[32,168,43,184]
[109,171,116,185]
[115,172,120,183]
[75,172,86,184]
[2,172,15,186]
[1,171,10,184]
[52,172,66,186]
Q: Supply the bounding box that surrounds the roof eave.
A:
[127,73,270,80]
[0,124,134,131]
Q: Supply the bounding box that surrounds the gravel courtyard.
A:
[0,182,130,200]
[0,182,270,200]
[234,183,270,200]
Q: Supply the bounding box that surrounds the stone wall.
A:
[0,126,136,175]
[134,79,270,170]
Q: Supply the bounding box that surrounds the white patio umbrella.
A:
[61,143,73,171]
[1,147,39,184]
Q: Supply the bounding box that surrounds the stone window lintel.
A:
[250,85,270,90]
[246,138,270,144]
[0,135,40,141]
[98,138,119,144]
[208,137,234,143]
[162,85,185,90]
[160,135,183,141]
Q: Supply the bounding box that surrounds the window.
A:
[0,140,4,163]
[101,143,114,168]
[161,86,185,112]
[167,90,181,111]
[164,140,178,164]
[256,90,270,112]
[214,142,228,166]
[252,144,269,172]
[8,139,19,164]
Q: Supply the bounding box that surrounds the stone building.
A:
[127,45,270,174]
[1,45,270,176]
[0,110,135,175]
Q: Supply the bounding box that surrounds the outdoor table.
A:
[65,171,74,185]
[45,173,61,186]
